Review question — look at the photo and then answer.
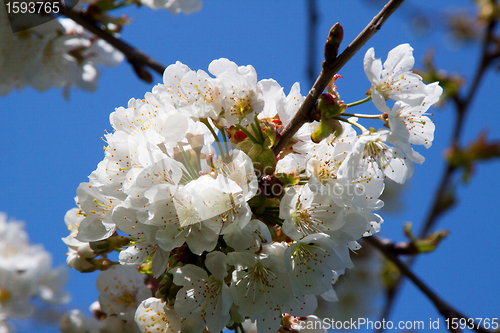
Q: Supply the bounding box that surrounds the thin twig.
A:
[376,15,500,331]
[306,0,319,87]
[368,236,420,255]
[366,236,492,333]
[62,6,166,80]
[272,0,406,156]
[420,18,498,238]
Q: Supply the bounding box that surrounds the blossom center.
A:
[364,140,389,170]
[118,291,136,306]
[376,74,406,100]
[230,91,254,120]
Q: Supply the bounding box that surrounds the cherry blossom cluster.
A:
[63,44,442,332]
[0,213,69,332]
[0,5,123,98]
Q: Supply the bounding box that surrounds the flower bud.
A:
[89,236,130,254]
[94,258,113,271]
[77,243,97,259]
[67,251,95,273]
[324,23,344,64]
[318,92,346,119]
[89,301,103,318]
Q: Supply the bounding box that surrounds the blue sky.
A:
[1,0,499,332]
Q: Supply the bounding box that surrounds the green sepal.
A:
[311,118,343,144]
[275,172,300,188]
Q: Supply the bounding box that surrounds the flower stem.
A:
[335,116,368,133]
[201,118,226,158]
[346,95,372,108]
[236,124,259,144]
[177,142,199,180]
[254,116,266,143]
[221,128,231,157]
[341,112,382,119]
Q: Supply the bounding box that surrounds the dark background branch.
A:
[306,0,319,88]
[376,15,500,331]
[273,0,406,155]
[367,236,493,333]
[62,6,166,81]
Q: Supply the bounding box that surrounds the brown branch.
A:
[367,236,493,333]
[272,0,406,156]
[62,6,166,82]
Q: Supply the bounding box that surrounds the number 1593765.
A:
[5,1,60,14]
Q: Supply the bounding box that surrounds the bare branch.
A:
[273,0,406,156]
[369,236,420,255]
[420,18,498,239]
[376,10,500,330]
[62,7,166,81]
[367,236,493,333]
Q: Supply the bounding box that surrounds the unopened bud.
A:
[318,93,346,118]
[94,258,113,271]
[77,243,97,259]
[89,236,130,254]
[324,23,343,63]
[89,301,103,318]
[67,251,95,273]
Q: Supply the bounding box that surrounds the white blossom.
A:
[227,250,293,332]
[96,265,151,317]
[364,43,442,110]
[59,309,99,333]
[172,252,232,333]
[0,7,123,97]
[284,233,344,296]
[0,214,70,323]
[135,297,181,333]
